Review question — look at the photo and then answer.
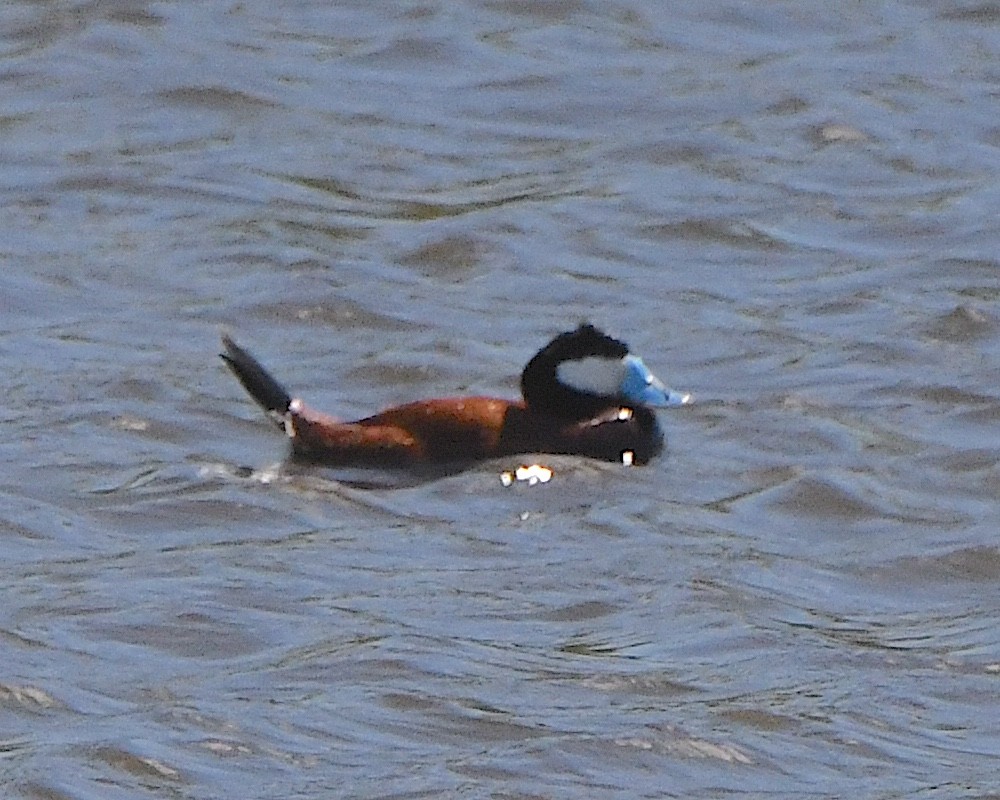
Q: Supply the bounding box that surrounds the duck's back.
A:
[359,396,516,462]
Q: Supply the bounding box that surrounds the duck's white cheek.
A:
[557,356,627,395]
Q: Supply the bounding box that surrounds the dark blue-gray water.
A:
[2,2,999,797]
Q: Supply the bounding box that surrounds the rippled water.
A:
[2,1,999,797]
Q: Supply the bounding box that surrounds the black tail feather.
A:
[220,334,292,420]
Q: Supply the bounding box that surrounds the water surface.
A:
[2,1,999,797]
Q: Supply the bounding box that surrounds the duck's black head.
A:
[520,324,689,421]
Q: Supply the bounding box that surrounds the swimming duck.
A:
[220,324,689,467]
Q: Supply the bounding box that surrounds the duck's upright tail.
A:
[220,334,292,427]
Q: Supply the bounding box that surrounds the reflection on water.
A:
[2,1,1000,797]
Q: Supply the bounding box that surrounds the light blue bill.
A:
[620,355,691,407]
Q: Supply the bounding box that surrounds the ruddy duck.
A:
[220,324,689,467]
